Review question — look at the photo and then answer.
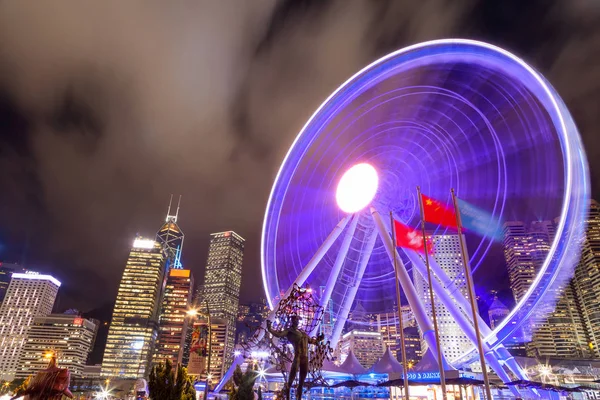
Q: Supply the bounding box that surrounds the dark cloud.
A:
[0,1,599,311]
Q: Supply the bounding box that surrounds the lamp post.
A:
[187,301,212,400]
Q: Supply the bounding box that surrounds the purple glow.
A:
[260,39,589,364]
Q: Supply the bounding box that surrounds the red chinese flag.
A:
[421,193,458,229]
[393,219,433,254]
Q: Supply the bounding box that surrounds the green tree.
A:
[228,364,259,400]
[12,376,30,398]
[149,359,174,400]
[149,360,197,400]
[174,364,196,400]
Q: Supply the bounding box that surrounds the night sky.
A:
[0,1,599,314]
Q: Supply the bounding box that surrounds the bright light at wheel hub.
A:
[336,163,379,213]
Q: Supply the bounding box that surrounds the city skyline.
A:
[0,4,598,398]
[0,2,599,314]
[1,200,599,384]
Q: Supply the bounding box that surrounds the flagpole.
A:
[389,212,410,400]
[416,186,447,400]
[450,188,493,400]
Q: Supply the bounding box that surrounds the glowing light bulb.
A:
[336,163,378,213]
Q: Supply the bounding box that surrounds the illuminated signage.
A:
[169,269,191,278]
[73,318,83,326]
[133,239,156,249]
[405,372,440,381]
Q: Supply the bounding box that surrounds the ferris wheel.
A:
[260,39,589,381]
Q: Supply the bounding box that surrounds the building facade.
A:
[102,237,166,378]
[17,314,97,378]
[376,306,414,361]
[188,317,230,385]
[503,208,600,359]
[413,234,471,363]
[154,268,194,366]
[338,330,384,369]
[202,231,245,373]
[571,199,600,357]
[0,262,24,305]
[0,272,60,380]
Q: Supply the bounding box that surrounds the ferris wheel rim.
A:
[260,39,587,358]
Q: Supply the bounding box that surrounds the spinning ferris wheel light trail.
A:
[215,38,590,397]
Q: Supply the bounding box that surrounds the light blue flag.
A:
[456,198,504,242]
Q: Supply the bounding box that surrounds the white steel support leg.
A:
[254,215,352,343]
[370,207,450,370]
[405,250,522,397]
[320,215,359,310]
[329,227,378,349]
[269,215,351,319]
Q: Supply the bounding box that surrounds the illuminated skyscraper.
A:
[504,222,538,304]
[156,195,185,270]
[571,199,600,357]
[376,306,414,360]
[503,217,595,358]
[0,272,60,381]
[154,269,194,366]
[413,233,471,362]
[338,330,384,368]
[102,237,166,378]
[0,262,24,305]
[17,314,97,379]
[202,231,245,375]
[402,326,422,366]
[188,317,230,384]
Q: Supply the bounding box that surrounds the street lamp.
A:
[187,301,211,400]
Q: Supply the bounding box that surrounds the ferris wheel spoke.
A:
[329,226,378,348]
[314,215,359,333]
[262,39,588,368]
[277,215,351,312]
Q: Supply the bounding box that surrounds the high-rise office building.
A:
[0,272,60,380]
[0,262,24,305]
[156,195,185,270]
[571,199,600,357]
[188,317,230,385]
[17,314,97,379]
[503,216,597,358]
[413,234,471,362]
[504,222,538,305]
[102,237,166,378]
[338,330,384,368]
[530,282,592,358]
[154,268,194,366]
[376,306,414,361]
[401,326,422,366]
[202,231,245,375]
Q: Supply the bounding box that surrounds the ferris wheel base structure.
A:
[215,39,590,397]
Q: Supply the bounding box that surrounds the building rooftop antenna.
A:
[166,194,174,222]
